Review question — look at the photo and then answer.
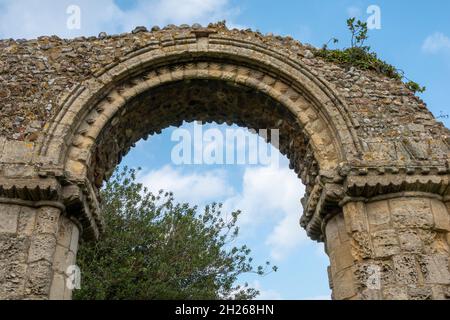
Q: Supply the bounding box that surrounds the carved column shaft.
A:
[0,201,79,300]
[325,195,450,300]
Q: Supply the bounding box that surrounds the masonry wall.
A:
[0,22,449,300]
[0,203,79,300]
[326,196,450,300]
[0,23,448,169]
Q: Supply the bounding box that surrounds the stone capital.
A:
[301,163,450,242]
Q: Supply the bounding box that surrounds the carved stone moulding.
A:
[301,162,450,242]
[344,172,450,200]
[301,182,344,242]
[61,180,103,241]
[0,170,101,241]
[0,176,61,202]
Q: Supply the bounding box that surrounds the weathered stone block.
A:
[0,136,6,155]
[418,229,438,247]
[398,230,423,253]
[65,159,87,178]
[69,224,80,255]
[366,200,391,232]
[0,204,20,234]
[35,207,60,235]
[332,267,357,300]
[402,139,429,160]
[351,231,373,260]
[3,164,36,178]
[445,286,450,299]
[0,234,30,263]
[57,216,73,248]
[390,198,433,229]
[325,215,341,254]
[393,254,419,285]
[17,206,37,236]
[430,199,450,232]
[407,286,433,300]
[28,233,57,263]
[354,261,395,291]
[0,261,27,299]
[367,141,397,161]
[343,202,367,233]
[25,261,53,297]
[336,213,351,244]
[332,241,354,273]
[359,288,382,300]
[426,232,450,255]
[417,254,450,285]
[383,286,408,300]
[430,285,448,300]
[0,140,35,164]
[53,244,75,274]
[372,229,400,258]
[49,273,65,300]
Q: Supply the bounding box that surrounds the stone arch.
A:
[0,24,449,300]
[38,34,362,240]
[41,34,360,172]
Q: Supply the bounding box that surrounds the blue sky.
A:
[1,0,449,300]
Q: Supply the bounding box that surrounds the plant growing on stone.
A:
[405,80,426,94]
[74,167,276,300]
[347,18,369,50]
[315,18,426,94]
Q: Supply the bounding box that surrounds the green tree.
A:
[74,168,276,300]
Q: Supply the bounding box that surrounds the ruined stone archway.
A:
[0,23,449,300]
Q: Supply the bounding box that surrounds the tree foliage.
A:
[74,168,276,300]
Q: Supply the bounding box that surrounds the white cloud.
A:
[223,164,301,224]
[137,122,306,262]
[252,281,283,300]
[0,0,122,38]
[139,165,234,205]
[265,208,307,261]
[223,164,307,261]
[134,0,238,27]
[139,160,306,261]
[0,0,240,39]
[422,32,450,54]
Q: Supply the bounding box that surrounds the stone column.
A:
[0,201,80,300]
[446,198,450,258]
[325,194,450,300]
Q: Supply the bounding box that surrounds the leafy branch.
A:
[75,167,277,300]
[347,17,369,50]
